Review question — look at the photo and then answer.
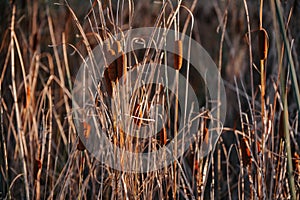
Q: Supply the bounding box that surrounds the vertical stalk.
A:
[259,0,265,151]
[258,0,267,198]
[217,8,227,199]
[173,2,182,195]
[274,0,298,199]
[282,92,296,200]
[10,4,30,200]
[274,0,300,118]
[0,80,10,199]
[242,1,259,197]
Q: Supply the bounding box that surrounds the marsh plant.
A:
[0,0,300,199]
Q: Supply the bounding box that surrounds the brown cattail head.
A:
[107,49,118,82]
[203,127,209,146]
[256,140,261,154]
[174,40,183,70]
[33,159,42,180]
[77,121,91,151]
[117,53,127,81]
[241,137,252,166]
[77,138,86,151]
[160,126,167,145]
[112,41,127,81]
[83,121,91,139]
[26,85,31,108]
[104,68,113,97]
[258,28,268,60]
[104,41,118,82]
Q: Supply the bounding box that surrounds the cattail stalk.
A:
[173,39,182,199]
[258,0,268,197]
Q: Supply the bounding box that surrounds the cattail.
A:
[258,28,268,60]
[26,85,31,108]
[104,67,113,97]
[83,121,91,139]
[77,138,86,151]
[77,121,91,151]
[117,53,127,80]
[201,114,209,146]
[241,137,252,166]
[113,41,127,81]
[203,127,209,146]
[104,41,117,82]
[160,126,167,145]
[107,49,118,82]
[33,159,42,180]
[194,160,199,171]
[174,40,183,70]
[256,141,261,154]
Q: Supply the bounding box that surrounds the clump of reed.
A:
[0,0,300,199]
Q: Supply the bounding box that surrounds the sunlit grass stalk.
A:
[10,4,30,200]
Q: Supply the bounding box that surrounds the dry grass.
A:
[0,0,300,199]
